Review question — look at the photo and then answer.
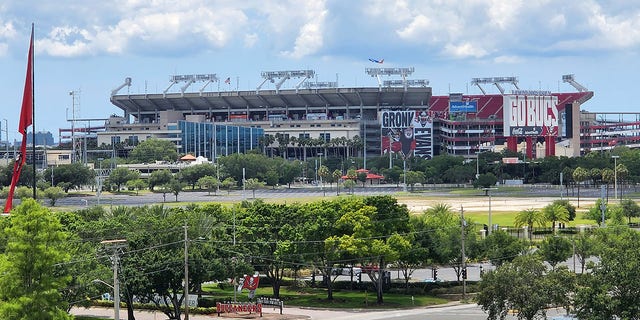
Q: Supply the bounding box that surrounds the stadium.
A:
[85,67,638,165]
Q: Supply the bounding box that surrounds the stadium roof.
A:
[110,87,433,114]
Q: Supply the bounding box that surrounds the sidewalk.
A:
[71,306,310,319]
[71,301,464,320]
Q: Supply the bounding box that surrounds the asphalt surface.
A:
[51,183,615,208]
[71,302,573,320]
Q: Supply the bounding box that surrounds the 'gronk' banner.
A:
[379,110,433,159]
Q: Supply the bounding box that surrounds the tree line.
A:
[4,194,639,319]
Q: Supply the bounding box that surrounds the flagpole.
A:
[31,23,36,199]
[3,24,34,213]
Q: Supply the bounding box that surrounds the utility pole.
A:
[101,239,127,320]
[184,222,190,320]
[460,205,466,300]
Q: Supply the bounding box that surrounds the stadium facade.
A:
[89,69,639,163]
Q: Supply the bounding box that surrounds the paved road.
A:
[53,183,612,208]
[72,303,573,320]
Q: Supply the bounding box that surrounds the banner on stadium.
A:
[502,95,559,137]
[379,110,433,159]
[449,101,477,113]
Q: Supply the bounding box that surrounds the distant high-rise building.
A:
[26,131,55,146]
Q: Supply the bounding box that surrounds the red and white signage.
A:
[503,95,559,137]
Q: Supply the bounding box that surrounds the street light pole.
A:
[184,222,189,320]
[2,118,7,160]
[101,239,127,320]
[483,188,495,235]
[612,155,619,200]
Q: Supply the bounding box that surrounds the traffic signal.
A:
[462,268,467,280]
[433,268,438,280]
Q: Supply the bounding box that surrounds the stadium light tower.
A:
[383,79,429,88]
[366,67,415,91]
[562,74,589,92]
[256,70,315,94]
[163,74,218,96]
[471,76,519,95]
[110,77,131,96]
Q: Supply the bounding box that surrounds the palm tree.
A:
[543,203,569,234]
[572,167,588,207]
[514,208,544,242]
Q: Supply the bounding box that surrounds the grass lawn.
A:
[463,210,597,228]
[201,284,449,309]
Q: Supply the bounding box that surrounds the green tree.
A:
[476,255,550,320]
[318,165,330,187]
[538,236,573,269]
[421,203,481,282]
[278,160,302,188]
[574,233,596,273]
[148,169,173,191]
[168,179,184,202]
[332,169,342,195]
[575,228,640,319]
[43,186,66,206]
[197,175,218,195]
[244,178,265,198]
[343,179,356,194]
[475,172,498,188]
[108,167,139,191]
[403,170,425,192]
[128,138,178,163]
[43,163,94,192]
[0,199,72,319]
[619,198,640,224]
[543,203,570,234]
[572,167,589,207]
[179,163,216,189]
[583,199,609,225]
[357,171,368,187]
[264,169,279,189]
[382,167,402,186]
[238,201,300,298]
[514,208,544,242]
[552,199,577,221]
[221,177,237,194]
[126,178,147,195]
[481,230,527,267]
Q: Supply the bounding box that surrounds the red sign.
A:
[216,302,262,315]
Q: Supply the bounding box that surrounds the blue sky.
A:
[0,0,639,142]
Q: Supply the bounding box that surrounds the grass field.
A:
[201,284,449,309]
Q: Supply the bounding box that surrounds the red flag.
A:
[4,26,33,214]
[242,274,260,290]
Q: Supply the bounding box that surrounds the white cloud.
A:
[280,1,327,59]
[494,55,524,64]
[587,4,640,49]
[444,42,488,59]
[35,2,249,57]
[0,21,15,38]
[5,0,639,61]
[0,20,15,57]
[244,33,258,48]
